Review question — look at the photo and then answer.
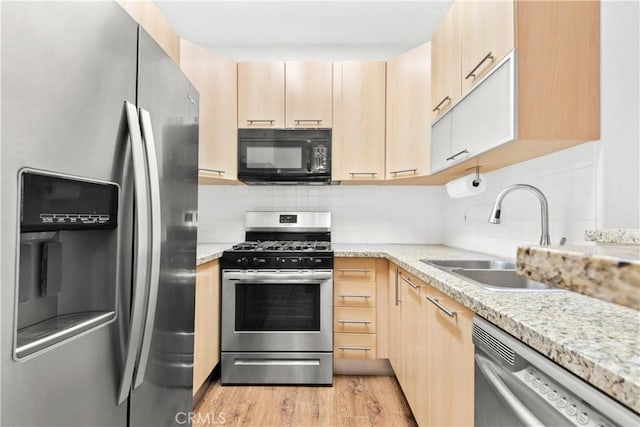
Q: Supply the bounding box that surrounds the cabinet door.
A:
[387,265,403,378]
[399,272,428,427]
[461,0,514,95]
[386,42,431,180]
[238,62,285,128]
[451,53,516,159]
[430,112,454,173]
[193,260,221,395]
[180,40,237,181]
[333,61,386,181]
[431,1,462,122]
[424,286,474,426]
[285,61,332,128]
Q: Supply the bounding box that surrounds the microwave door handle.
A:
[307,145,312,173]
[117,101,151,405]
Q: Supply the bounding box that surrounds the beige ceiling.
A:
[155,0,453,60]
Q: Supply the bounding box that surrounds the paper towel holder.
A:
[465,166,482,187]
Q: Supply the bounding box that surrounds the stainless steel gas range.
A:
[221,212,333,385]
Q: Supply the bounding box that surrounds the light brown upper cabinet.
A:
[238,62,332,129]
[386,42,432,180]
[430,0,600,177]
[237,62,286,128]
[286,62,333,128]
[180,40,238,182]
[460,0,514,96]
[431,1,462,122]
[332,62,386,182]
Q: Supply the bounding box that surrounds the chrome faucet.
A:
[488,184,551,246]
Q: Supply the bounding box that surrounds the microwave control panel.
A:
[313,145,328,171]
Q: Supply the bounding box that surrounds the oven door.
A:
[221,269,333,352]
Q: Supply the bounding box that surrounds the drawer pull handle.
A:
[446,149,469,161]
[390,168,418,176]
[247,119,275,124]
[432,95,451,112]
[338,294,371,299]
[338,346,371,352]
[401,276,420,290]
[465,51,494,80]
[426,296,457,318]
[338,268,372,273]
[349,172,377,177]
[338,320,372,324]
[294,119,322,125]
[200,168,225,175]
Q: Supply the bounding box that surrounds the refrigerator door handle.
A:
[117,101,152,405]
[132,107,162,389]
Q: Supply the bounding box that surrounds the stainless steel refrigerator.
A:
[1,2,199,426]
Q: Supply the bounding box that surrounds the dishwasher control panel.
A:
[515,366,615,427]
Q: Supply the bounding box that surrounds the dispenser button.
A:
[566,404,578,416]
[547,390,558,401]
[525,372,534,382]
[539,383,549,394]
[557,397,568,408]
[532,378,541,389]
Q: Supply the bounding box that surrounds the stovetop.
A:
[229,240,331,252]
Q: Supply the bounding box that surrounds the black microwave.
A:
[238,129,331,184]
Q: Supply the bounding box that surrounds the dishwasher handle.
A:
[475,354,546,427]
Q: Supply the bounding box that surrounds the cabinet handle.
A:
[401,276,420,290]
[349,172,377,177]
[246,119,275,124]
[200,168,225,175]
[294,119,322,125]
[432,95,452,112]
[338,346,371,352]
[446,149,469,161]
[338,320,372,324]
[338,294,371,299]
[426,296,457,318]
[394,268,400,306]
[390,168,417,176]
[338,268,371,273]
[465,51,494,80]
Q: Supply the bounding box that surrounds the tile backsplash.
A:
[198,185,446,244]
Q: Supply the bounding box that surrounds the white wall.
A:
[197,185,445,244]
[441,0,640,258]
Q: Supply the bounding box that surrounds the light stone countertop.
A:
[585,229,640,245]
[517,244,640,310]
[197,242,640,413]
[196,243,234,265]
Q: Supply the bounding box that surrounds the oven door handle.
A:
[475,354,545,427]
[224,271,333,282]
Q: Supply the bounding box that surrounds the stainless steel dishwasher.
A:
[472,316,639,427]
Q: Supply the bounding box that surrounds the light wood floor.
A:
[194,375,417,427]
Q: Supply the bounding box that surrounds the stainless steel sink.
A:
[450,269,555,291]
[420,259,563,292]
[422,259,515,270]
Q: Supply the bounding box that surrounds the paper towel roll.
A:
[446,173,487,198]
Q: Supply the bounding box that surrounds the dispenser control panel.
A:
[20,171,118,231]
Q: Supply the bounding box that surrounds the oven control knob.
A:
[237,257,248,267]
[278,257,287,265]
[251,257,263,267]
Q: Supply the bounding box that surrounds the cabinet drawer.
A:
[334,333,377,360]
[334,258,376,282]
[334,282,376,307]
[334,307,376,333]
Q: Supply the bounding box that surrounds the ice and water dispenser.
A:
[15,170,119,359]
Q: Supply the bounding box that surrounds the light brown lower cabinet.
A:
[393,264,474,427]
[193,259,221,396]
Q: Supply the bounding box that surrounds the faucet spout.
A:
[488,184,551,246]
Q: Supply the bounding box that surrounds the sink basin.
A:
[420,258,563,292]
[421,259,515,270]
[450,269,557,291]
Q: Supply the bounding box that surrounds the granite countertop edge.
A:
[198,242,640,413]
